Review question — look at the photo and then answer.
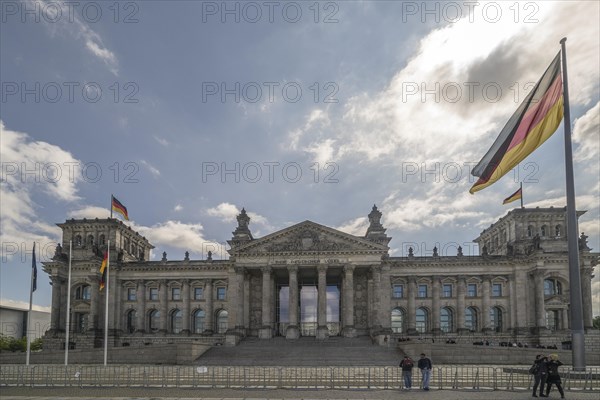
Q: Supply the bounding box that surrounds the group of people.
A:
[397,352,565,397]
[531,354,565,398]
[399,353,432,390]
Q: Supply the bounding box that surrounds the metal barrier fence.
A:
[1,365,599,391]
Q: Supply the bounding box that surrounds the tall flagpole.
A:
[25,243,35,366]
[64,241,73,365]
[110,195,113,219]
[560,37,585,371]
[103,240,110,366]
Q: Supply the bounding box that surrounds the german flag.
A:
[503,187,522,205]
[99,251,108,291]
[470,52,563,193]
[111,195,129,220]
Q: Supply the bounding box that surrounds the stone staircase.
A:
[196,336,402,366]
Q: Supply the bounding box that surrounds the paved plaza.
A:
[2,387,600,400]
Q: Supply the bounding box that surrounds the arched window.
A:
[87,234,94,245]
[193,309,205,334]
[465,307,478,331]
[541,225,547,237]
[216,310,228,334]
[126,310,136,333]
[555,225,562,237]
[75,235,82,246]
[391,308,404,333]
[490,307,503,332]
[99,234,106,245]
[527,225,533,237]
[75,284,91,300]
[440,307,454,333]
[171,309,182,334]
[544,279,562,296]
[148,310,160,332]
[416,308,428,333]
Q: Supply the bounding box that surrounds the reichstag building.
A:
[42,206,596,349]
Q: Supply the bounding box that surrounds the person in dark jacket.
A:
[532,354,548,397]
[417,353,432,390]
[399,355,414,389]
[545,354,565,399]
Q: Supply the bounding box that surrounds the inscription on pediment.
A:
[264,229,352,252]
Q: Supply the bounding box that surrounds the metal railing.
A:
[1,365,598,391]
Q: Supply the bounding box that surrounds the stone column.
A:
[514,269,529,332]
[159,279,168,333]
[89,276,99,331]
[316,265,329,340]
[50,275,62,332]
[136,280,146,333]
[561,308,569,330]
[534,270,546,330]
[371,266,382,331]
[457,276,466,332]
[182,279,190,335]
[432,276,441,333]
[113,277,121,333]
[204,280,214,334]
[286,266,299,339]
[237,267,245,332]
[342,265,357,337]
[581,265,594,329]
[260,266,273,339]
[407,277,417,334]
[380,265,392,333]
[482,277,491,332]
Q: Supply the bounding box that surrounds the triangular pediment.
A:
[229,220,388,256]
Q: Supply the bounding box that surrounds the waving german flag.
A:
[470,52,563,193]
[99,251,108,291]
[111,195,129,220]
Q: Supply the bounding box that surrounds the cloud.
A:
[133,220,226,260]
[154,136,170,147]
[336,217,369,236]
[140,160,161,177]
[206,203,273,236]
[206,202,239,222]
[573,102,600,162]
[67,206,110,219]
[174,204,183,212]
[0,121,80,258]
[28,0,119,75]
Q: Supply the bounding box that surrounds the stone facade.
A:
[42,206,597,351]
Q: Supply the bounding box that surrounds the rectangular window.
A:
[172,287,181,300]
[127,288,136,301]
[492,283,502,297]
[217,287,226,300]
[442,284,452,298]
[418,284,428,298]
[467,284,477,297]
[149,288,158,301]
[194,287,203,300]
[392,284,404,299]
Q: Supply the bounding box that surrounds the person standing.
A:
[545,354,565,399]
[399,355,414,390]
[531,354,548,397]
[418,353,432,391]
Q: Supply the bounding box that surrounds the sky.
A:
[1,1,599,317]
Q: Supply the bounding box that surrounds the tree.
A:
[593,316,600,330]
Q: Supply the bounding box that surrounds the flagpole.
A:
[560,37,585,371]
[110,195,113,219]
[520,182,523,208]
[64,241,73,365]
[104,240,110,366]
[25,243,35,366]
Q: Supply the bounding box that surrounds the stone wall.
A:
[0,342,214,365]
